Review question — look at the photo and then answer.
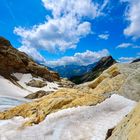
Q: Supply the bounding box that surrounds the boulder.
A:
[57,78,75,88]
[26,79,47,88]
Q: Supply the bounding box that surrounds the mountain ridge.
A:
[52,63,97,78]
[0,37,60,82]
[70,56,117,84]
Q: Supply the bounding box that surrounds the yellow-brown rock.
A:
[108,102,140,140]
[86,62,140,100]
[0,88,105,126]
[76,64,126,97]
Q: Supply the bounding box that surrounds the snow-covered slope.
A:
[13,73,59,93]
[0,76,29,98]
[0,74,59,111]
[0,73,59,97]
[0,94,136,140]
[0,97,29,111]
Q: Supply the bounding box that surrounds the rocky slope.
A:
[0,37,60,82]
[70,56,116,84]
[131,58,140,63]
[108,101,140,140]
[0,61,139,127]
[78,61,140,101]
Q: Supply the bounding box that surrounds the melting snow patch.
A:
[0,94,136,140]
[13,73,59,93]
[0,76,29,97]
[0,73,59,111]
[0,96,29,111]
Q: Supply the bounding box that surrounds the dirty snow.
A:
[0,73,59,98]
[0,96,30,111]
[0,74,59,111]
[0,76,29,98]
[0,94,136,140]
[13,73,59,93]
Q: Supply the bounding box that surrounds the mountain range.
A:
[52,63,97,78]
[48,56,117,85]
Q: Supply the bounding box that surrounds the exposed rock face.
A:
[108,101,140,140]
[119,68,140,101]
[0,37,60,81]
[87,64,125,95]
[0,88,105,126]
[26,79,47,88]
[131,58,140,63]
[84,62,140,101]
[105,128,115,140]
[25,90,53,99]
[70,56,116,84]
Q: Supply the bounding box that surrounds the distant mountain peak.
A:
[70,55,116,84]
[131,58,140,63]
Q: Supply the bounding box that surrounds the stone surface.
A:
[88,64,125,95]
[84,62,140,101]
[119,68,140,101]
[25,90,53,99]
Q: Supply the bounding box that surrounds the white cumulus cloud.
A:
[43,0,101,18]
[121,0,140,39]
[14,0,109,63]
[98,33,110,40]
[118,56,135,63]
[45,49,109,67]
[116,42,140,49]
[116,43,133,48]
[18,46,46,63]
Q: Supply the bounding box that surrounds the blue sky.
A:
[0,0,140,67]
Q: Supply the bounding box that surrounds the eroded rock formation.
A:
[0,88,105,126]
[0,37,60,82]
